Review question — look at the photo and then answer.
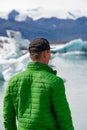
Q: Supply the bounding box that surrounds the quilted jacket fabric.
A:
[3,62,74,130]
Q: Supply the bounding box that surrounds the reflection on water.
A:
[0,54,87,130]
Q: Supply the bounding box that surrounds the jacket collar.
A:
[27,62,57,75]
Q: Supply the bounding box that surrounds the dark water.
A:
[0,54,87,130]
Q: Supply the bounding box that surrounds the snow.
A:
[14,9,87,21]
[0,8,87,21]
[0,11,9,20]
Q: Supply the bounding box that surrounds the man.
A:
[3,38,74,130]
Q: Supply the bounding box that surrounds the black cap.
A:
[29,38,50,53]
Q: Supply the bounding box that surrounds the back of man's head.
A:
[28,38,50,60]
[29,38,50,53]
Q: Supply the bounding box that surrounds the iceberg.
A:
[0,40,22,59]
[0,31,29,59]
[0,30,30,81]
[2,53,31,81]
[51,39,87,54]
[7,30,29,50]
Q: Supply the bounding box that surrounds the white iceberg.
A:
[0,30,30,81]
[2,53,31,81]
[7,30,29,50]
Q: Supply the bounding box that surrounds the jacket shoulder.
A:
[43,70,64,87]
[8,70,27,84]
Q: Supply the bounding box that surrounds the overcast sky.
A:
[0,0,87,12]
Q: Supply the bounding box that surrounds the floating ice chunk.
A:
[0,41,22,59]
[0,30,30,60]
[0,59,16,72]
[2,53,31,81]
[51,39,87,53]
[64,39,83,52]
[7,30,29,50]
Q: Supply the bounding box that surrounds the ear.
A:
[43,50,47,58]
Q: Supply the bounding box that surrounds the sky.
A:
[0,0,87,12]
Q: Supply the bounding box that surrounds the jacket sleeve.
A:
[52,78,74,130]
[3,82,17,130]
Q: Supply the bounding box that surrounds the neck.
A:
[32,59,48,65]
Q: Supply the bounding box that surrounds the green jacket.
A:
[3,62,74,130]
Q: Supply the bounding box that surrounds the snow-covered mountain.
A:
[0,8,87,21]
[0,8,87,42]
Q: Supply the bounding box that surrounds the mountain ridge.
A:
[0,9,87,42]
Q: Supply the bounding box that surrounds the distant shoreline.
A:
[50,41,68,45]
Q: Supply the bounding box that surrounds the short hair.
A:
[29,51,42,60]
[29,38,50,60]
[29,38,50,53]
